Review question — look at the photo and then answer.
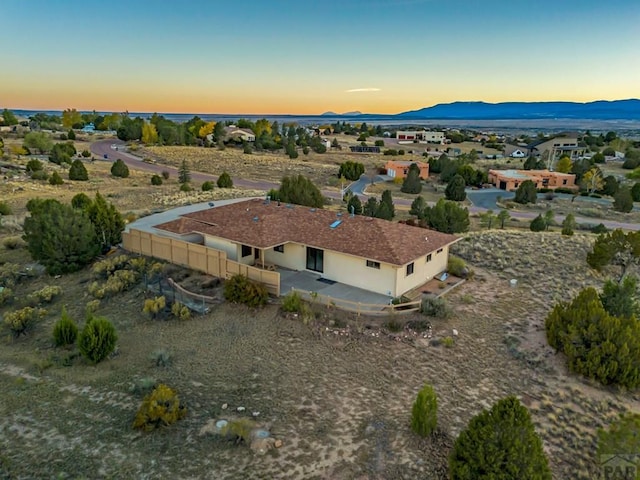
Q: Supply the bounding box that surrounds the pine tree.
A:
[68,159,88,181]
[364,197,378,217]
[217,171,233,188]
[178,160,191,184]
[48,171,63,185]
[423,199,469,234]
[497,209,510,229]
[561,213,576,236]
[515,180,537,204]
[347,195,362,215]
[530,214,546,232]
[86,193,125,253]
[276,174,323,208]
[445,174,467,201]
[449,397,551,480]
[613,187,633,213]
[378,190,395,219]
[409,196,427,218]
[401,163,423,194]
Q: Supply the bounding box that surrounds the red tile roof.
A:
[154,199,458,266]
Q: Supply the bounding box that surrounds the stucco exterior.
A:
[397,130,445,144]
[488,169,577,191]
[396,245,449,296]
[385,160,429,180]
[204,236,237,260]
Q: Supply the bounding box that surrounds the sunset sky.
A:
[2,0,639,115]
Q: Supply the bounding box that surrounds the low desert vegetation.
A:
[223,274,269,308]
[132,383,186,431]
[411,383,438,437]
[77,315,118,364]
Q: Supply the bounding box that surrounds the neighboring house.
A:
[224,126,256,142]
[527,135,586,161]
[385,160,429,180]
[510,149,527,158]
[396,130,445,145]
[81,123,95,133]
[150,198,458,297]
[488,169,577,191]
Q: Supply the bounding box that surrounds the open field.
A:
[1,229,639,479]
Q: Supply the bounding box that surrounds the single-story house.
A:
[152,198,458,298]
[488,169,577,191]
[224,126,256,142]
[396,130,445,145]
[385,160,429,180]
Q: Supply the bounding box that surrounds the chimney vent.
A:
[253,216,259,222]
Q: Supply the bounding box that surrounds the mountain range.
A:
[395,99,640,120]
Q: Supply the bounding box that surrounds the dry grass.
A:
[0,229,639,479]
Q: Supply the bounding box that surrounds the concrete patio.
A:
[278,269,393,306]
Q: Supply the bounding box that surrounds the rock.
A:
[250,437,275,454]
[191,381,204,387]
[274,439,283,448]
[237,406,246,412]
[198,419,218,436]
[252,411,260,417]
[221,403,228,410]
[452,329,458,337]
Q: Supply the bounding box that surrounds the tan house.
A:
[385,160,429,180]
[504,134,586,162]
[151,199,458,298]
[396,130,445,145]
[488,169,577,191]
[223,126,256,142]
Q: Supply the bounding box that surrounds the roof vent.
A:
[286,204,293,209]
[330,220,342,229]
[337,213,342,217]
[310,208,316,212]
[253,216,259,222]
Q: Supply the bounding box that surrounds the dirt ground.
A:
[1,230,639,479]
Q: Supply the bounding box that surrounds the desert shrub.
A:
[110,159,130,178]
[81,149,91,158]
[128,257,147,273]
[217,171,233,188]
[449,397,551,479]
[130,377,157,396]
[161,170,170,180]
[201,180,214,191]
[384,319,404,333]
[77,315,118,364]
[132,383,186,431]
[151,174,163,186]
[3,307,47,337]
[442,336,455,348]
[514,180,538,204]
[53,306,78,347]
[143,296,166,320]
[597,413,640,464]
[88,269,138,299]
[85,299,100,315]
[600,275,639,319]
[421,297,450,318]
[68,159,88,181]
[338,161,365,181]
[48,171,64,185]
[27,285,62,306]
[281,291,304,313]
[26,159,43,173]
[591,223,609,234]
[0,287,14,306]
[0,263,20,288]
[151,349,172,367]
[0,201,13,216]
[555,187,576,194]
[2,236,24,250]
[411,384,438,437]
[447,256,467,277]
[220,418,257,445]
[171,301,191,320]
[179,182,192,192]
[30,170,49,181]
[224,274,269,308]
[545,287,640,388]
[92,255,130,278]
[530,214,547,232]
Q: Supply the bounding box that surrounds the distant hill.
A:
[397,99,640,120]
[321,110,363,116]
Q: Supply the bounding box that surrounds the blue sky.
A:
[1,0,639,113]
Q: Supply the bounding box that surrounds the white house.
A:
[224,126,256,142]
[396,130,445,145]
[152,199,459,298]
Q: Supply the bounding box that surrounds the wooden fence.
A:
[290,288,421,317]
[122,229,280,296]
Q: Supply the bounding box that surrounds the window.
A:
[426,254,432,263]
[366,260,380,269]
[241,244,252,257]
[406,262,414,276]
[437,248,443,254]
[274,244,284,253]
[563,179,567,185]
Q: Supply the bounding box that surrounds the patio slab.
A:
[278,269,393,306]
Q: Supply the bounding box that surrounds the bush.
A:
[68,159,88,181]
[88,270,139,299]
[92,255,131,278]
[447,256,467,277]
[530,214,547,232]
[514,180,537,204]
[110,159,130,178]
[411,384,438,437]
[3,307,47,337]
[77,315,118,364]
[449,397,551,479]
[374,140,384,147]
[338,161,365,181]
[27,285,62,306]
[545,287,640,388]
[2,236,24,250]
[30,170,49,181]
[421,297,449,318]
[161,170,170,180]
[48,171,64,185]
[143,296,166,320]
[0,201,13,216]
[220,417,257,444]
[171,301,191,321]
[217,171,233,188]
[81,149,91,158]
[442,336,455,348]
[224,274,269,308]
[151,349,172,368]
[151,174,163,185]
[53,307,78,347]
[201,180,214,191]
[281,291,304,313]
[597,413,640,464]
[591,223,609,234]
[554,187,576,195]
[0,287,13,306]
[179,182,192,192]
[132,384,186,431]
[26,159,43,172]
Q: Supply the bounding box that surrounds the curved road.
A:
[91,139,640,231]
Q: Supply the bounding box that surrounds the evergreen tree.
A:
[631,182,640,202]
[561,213,576,236]
[48,171,63,185]
[514,180,537,204]
[445,174,467,201]
[410,196,427,219]
[529,214,546,232]
[71,192,92,210]
[601,175,619,196]
[449,397,551,480]
[347,195,362,215]
[598,413,640,464]
[110,159,130,178]
[378,190,395,219]
[68,159,88,181]
[86,193,125,253]
[22,201,99,274]
[276,174,324,208]
[401,163,423,194]
[217,171,233,188]
[423,199,469,234]
[151,174,163,186]
[497,209,510,229]
[67,129,76,140]
[600,275,640,319]
[178,160,190,184]
[587,229,640,281]
[411,384,438,437]
[78,315,118,364]
[613,187,633,213]
[338,161,365,181]
[364,197,378,217]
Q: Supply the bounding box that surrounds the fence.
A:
[123,229,280,296]
[290,288,421,317]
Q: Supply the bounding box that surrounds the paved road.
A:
[91,139,640,231]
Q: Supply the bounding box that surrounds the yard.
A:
[1,229,639,479]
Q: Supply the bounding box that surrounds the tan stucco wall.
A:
[395,245,449,297]
[204,236,237,261]
[322,250,397,296]
[264,243,306,270]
